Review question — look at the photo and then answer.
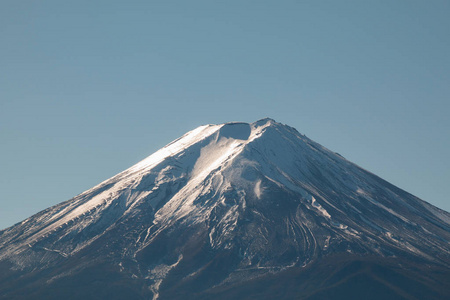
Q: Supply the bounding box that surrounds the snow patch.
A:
[147,254,183,300]
[254,180,262,199]
[311,196,331,219]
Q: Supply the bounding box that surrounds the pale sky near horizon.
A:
[1,1,449,229]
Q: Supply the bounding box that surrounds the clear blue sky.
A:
[1,0,449,230]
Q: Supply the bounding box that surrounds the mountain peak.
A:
[253,116,277,125]
[214,117,279,133]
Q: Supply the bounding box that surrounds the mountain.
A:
[0,118,449,300]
